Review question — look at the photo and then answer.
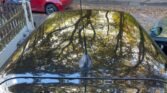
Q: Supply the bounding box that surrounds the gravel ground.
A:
[130,8,166,31]
[33,13,47,28]
[70,1,167,32]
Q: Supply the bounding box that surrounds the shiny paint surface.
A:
[30,0,71,12]
[0,9,167,93]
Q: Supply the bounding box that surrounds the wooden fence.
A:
[0,4,26,51]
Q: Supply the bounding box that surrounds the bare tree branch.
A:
[114,12,124,57]
[105,11,109,35]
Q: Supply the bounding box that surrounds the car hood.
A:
[0,9,167,93]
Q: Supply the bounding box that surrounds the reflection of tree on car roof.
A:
[0,10,167,93]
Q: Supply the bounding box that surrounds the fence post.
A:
[22,0,34,31]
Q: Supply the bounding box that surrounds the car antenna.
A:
[80,0,83,16]
[79,0,91,93]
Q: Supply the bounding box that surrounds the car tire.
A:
[45,4,58,15]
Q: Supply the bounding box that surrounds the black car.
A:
[0,9,167,93]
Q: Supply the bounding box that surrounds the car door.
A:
[30,0,44,11]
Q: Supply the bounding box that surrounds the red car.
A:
[30,0,72,14]
[0,0,5,3]
[5,0,72,14]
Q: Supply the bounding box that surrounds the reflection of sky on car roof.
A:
[0,72,81,87]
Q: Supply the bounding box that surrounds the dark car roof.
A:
[0,9,167,93]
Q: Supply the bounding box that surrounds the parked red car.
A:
[0,0,5,3]
[5,0,72,14]
[30,0,72,14]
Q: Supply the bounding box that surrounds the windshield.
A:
[0,9,167,93]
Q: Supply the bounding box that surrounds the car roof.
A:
[0,9,167,93]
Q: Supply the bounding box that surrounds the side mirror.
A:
[165,63,167,71]
[150,27,163,37]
